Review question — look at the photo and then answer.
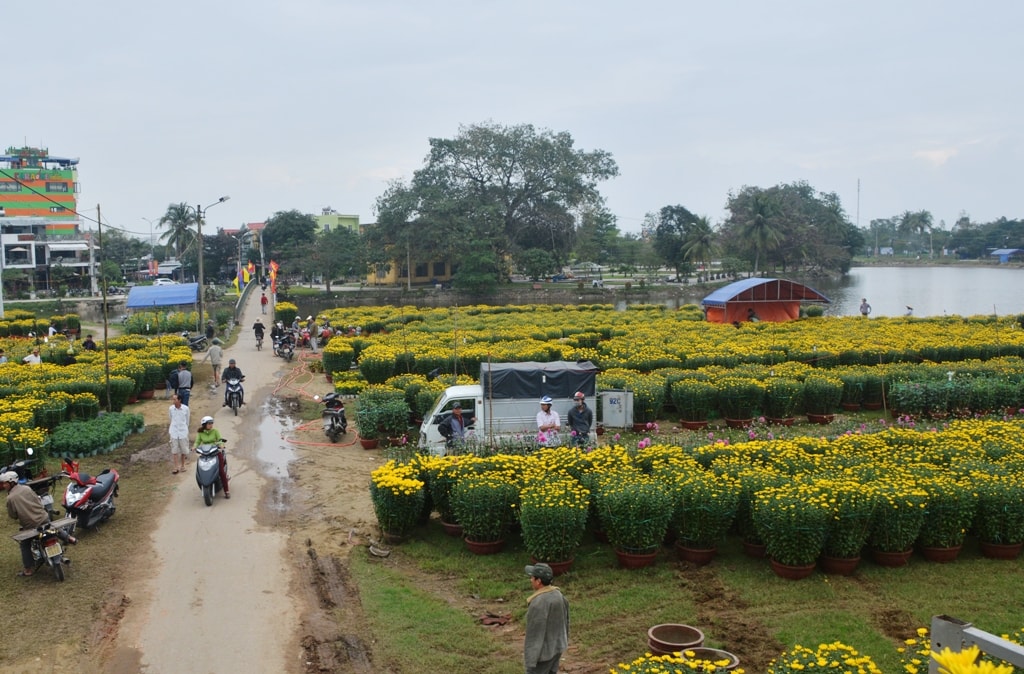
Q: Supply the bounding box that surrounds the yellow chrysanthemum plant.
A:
[369,460,426,539]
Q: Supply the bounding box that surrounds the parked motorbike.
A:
[195,442,227,506]
[273,333,295,361]
[317,392,348,442]
[225,377,244,416]
[181,331,208,352]
[12,517,77,582]
[61,459,119,529]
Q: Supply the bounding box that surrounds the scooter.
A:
[274,333,295,361]
[181,331,208,352]
[317,392,348,442]
[225,377,244,416]
[61,459,119,529]
[12,516,77,582]
[195,442,227,506]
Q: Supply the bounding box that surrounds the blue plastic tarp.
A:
[125,283,200,309]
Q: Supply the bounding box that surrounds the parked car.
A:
[153,278,179,286]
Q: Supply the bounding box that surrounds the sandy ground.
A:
[101,294,383,673]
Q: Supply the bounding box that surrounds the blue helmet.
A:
[540,396,553,405]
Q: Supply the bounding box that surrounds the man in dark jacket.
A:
[221,359,245,406]
[524,563,569,674]
[566,392,593,447]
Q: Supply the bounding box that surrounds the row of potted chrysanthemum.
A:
[370,426,1024,574]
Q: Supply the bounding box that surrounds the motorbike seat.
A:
[89,472,116,500]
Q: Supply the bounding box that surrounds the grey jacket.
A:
[524,586,569,668]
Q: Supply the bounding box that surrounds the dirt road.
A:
[105,296,319,673]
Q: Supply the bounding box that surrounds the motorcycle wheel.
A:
[231,398,239,416]
[203,484,214,507]
[256,339,262,351]
[52,559,65,582]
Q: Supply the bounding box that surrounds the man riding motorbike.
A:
[221,359,245,407]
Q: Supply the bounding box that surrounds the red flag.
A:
[247,261,256,275]
[269,260,280,273]
[271,277,277,294]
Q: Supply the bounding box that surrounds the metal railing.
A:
[930,615,1024,672]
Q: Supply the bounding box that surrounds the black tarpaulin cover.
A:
[479,361,598,400]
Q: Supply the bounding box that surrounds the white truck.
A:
[418,361,599,455]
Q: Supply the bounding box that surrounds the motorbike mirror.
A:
[313,395,321,402]
[25,447,34,456]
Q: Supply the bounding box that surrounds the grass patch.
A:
[351,551,522,673]
[350,516,1024,673]
[0,427,170,663]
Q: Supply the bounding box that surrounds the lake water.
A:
[808,266,1024,318]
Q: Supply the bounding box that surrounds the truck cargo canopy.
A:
[480,361,597,400]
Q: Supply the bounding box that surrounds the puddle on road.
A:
[255,397,297,515]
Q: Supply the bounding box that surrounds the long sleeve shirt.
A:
[524,586,569,668]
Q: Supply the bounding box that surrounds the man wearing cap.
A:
[536,397,560,446]
[438,402,472,449]
[22,348,42,365]
[523,563,569,674]
[4,470,77,576]
[221,358,245,407]
[566,392,593,448]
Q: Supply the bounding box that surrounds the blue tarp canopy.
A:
[125,283,200,309]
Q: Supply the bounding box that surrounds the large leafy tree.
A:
[262,210,318,259]
[372,122,619,285]
[573,206,620,265]
[720,182,858,275]
[310,226,364,291]
[652,205,699,278]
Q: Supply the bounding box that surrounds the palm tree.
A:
[158,203,197,280]
[740,192,782,274]
[682,216,717,279]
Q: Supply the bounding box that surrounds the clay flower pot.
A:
[647,624,704,656]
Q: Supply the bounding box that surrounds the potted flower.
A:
[369,460,426,541]
[451,471,518,553]
[762,378,803,424]
[379,399,411,446]
[768,643,880,673]
[519,476,590,573]
[753,483,830,578]
[820,479,876,574]
[915,476,976,562]
[839,372,865,411]
[802,375,843,423]
[631,377,667,427]
[670,378,718,430]
[424,458,461,532]
[355,406,381,448]
[716,377,764,426]
[661,470,740,565]
[862,372,885,409]
[597,471,673,568]
[867,479,929,566]
[973,473,1024,558]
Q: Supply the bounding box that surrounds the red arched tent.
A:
[700,278,830,324]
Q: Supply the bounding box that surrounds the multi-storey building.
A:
[0,145,93,295]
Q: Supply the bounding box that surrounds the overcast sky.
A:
[8,1,1022,242]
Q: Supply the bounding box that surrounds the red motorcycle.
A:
[61,459,119,530]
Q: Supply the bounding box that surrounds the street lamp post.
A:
[141,217,158,277]
[191,196,230,332]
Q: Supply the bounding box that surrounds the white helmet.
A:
[540,396,553,405]
[0,471,18,484]
[201,416,214,425]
